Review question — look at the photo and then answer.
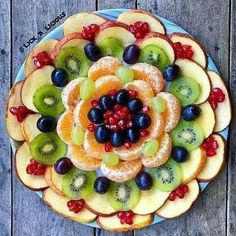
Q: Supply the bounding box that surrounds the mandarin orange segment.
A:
[130,63,165,94]
[157,92,181,132]
[69,144,101,171]
[83,130,104,159]
[101,159,142,182]
[125,80,154,106]
[88,56,121,80]
[148,109,164,139]
[141,133,172,168]
[74,99,92,130]
[57,110,74,144]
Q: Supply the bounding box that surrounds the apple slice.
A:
[156,179,199,218]
[136,33,175,64]
[132,188,170,215]
[21,65,54,112]
[97,214,153,232]
[196,101,215,138]
[21,113,41,144]
[117,10,165,34]
[6,81,25,141]
[180,148,206,184]
[43,188,97,223]
[169,33,207,68]
[24,39,58,77]
[85,193,116,217]
[175,59,211,104]
[208,71,231,132]
[15,142,48,190]
[95,21,136,47]
[197,134,225,181]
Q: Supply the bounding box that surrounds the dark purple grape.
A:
[54,157,73,175]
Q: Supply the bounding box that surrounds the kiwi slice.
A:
[170,120,204,151]
[149,159,181,192]
[139,44,170,71]
[107,179,140,211]
[62,168,96,199]
[30,132,67,164]
[98,37,124,59]
[33,84,65,117]
[169,76,200,106]
[55,46,91,80]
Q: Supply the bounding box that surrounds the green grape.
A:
[151,96,166,114]
[80,78,95,100]
[71,126,84,145]
[115,66,134,84]
[103,152,120,166]
[142,139,160,157]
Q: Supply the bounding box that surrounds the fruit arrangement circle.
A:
[6,9,231,231]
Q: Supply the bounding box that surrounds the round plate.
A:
[11,8,229,229]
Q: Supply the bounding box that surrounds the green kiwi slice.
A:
[107,179,140,211]
[55,46,91,80]
[139,44,170,71]
[98,37,124,59]
[62,168,96,199]
[170,120,204,151]
[30,132,67,164]
[33,84,65,117]
[149,159,182,192]
[169,76,200,106]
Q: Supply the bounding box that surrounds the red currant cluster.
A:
[173,42,194,59]
[67,199,85,213]
[128,21,149,39]
[32,51,52,68]
[168,184,189,201]
[81,24,100,41]
[9,106,32,122]
[208,87,225,110]
[202,136,219,156]
[26,159,47,176]
[117,210,134,225]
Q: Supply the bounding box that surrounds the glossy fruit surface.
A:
[54,157,73,175]
[37,116,56,132]
[182,104,201,121]
[114,89,130,105]
[110,131,125,147]
[87,108,104,124]
[173,42,193,59]
[127,98,143,113]
[84,43,101,62]
[80,78,95,100]
[163,64,180,81]
[133,113,151,129]
[142,139,159,157]
[94,176,110,194]
[172,146,189,163]
[125,128,140,143]
[116,66,134,84]
[135,171,153,190]
[103,152,120,166]
[94,125,110,143]
[26,159,47,175]
[151,96,166,114]
[99,95,114,111]
[71,126,84,145]
[123,44,140,64]
[51,68,69,87]
[32,51,52,68]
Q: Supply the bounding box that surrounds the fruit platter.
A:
[6,9,231,232]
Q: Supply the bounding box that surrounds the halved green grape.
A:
[115,66,134,84]
[71,126,84,145]
[151,96,166,114]
[103,152,120,166]
[142,139,160,157]
[80,78,95,100]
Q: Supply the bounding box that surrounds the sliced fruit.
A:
[95,21,135,47]
[175,59,211,104]
[85,193,116,216]
[130,63,164,93]
[147,109,164,139]
[101,159,142,183]
[80,78,95,100]
[62,167,96,199]
[156,179,199,218]
[21,113,41,144]
[30,132,67,164]
[6,81,25,141]
[57,110,74,144]
[117,10,165,34]
[24,39,58,77]
[180,148,206,184]
[68,144,101,171]
[132,188,170,214]
[43,188,97,223]
[142,133,172,168]
[170,33,207,68]
[197,134,225,181]
[21,66,54,112]
[88,56,121,80]
[97,214,153,232]
[208,71,231,132]
[63,12,106,35]
[15,142,48,190]
[170,120,204,151]
[196,101,215,137]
